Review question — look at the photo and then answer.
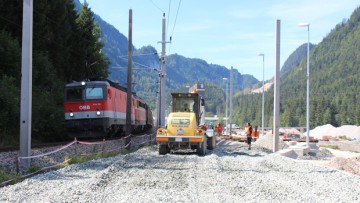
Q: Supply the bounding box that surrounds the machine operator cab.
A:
[171,93,204,126]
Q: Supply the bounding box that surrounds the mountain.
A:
[166,54,258,91]
[232,6,360,128]
[74,0,258,114]
[280,43,315,77]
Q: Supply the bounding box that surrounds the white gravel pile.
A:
[305,124,360,139]
[325,125,360,139]
[1,140,360,203]
[306,124,336,139]
[297,148,334,160]
[255,132,287,150]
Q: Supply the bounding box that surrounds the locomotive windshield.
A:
[66,87,82,101]
[85,87,103,100]
[65,86,105,101]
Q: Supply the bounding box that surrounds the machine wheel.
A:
[207,136,216,150]
[197,138,207,156]
[159,144,169,155]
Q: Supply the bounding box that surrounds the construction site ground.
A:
[1,138,360,202]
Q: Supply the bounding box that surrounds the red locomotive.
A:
[64,79,153,138]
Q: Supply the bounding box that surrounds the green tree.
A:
[75,2,109,80]
[0,30,21,145]
[0,1,111,146]
[322,107,333,125]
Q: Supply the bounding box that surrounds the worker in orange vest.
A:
[218,123,223,136]
[245,122,253,150]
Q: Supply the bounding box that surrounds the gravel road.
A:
[1,139,360,203]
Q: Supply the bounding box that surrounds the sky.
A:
[80,0,359,81]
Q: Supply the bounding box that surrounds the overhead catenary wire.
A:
[149,0,164,13]
[167,0,172,36]
[168,0,182,54]
[117,56,160,71]
[170,0,182,39]
[117,52,159,58]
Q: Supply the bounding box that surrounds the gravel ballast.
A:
[1,139,360,203]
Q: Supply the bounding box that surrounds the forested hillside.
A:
[280,43,315,77]
[0,1,108,145]
[233,7,360,129]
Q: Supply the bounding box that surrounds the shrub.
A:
[66,151,119,165]
[28,164,42,173]
[0,169,10,183]
[319,145,340,150]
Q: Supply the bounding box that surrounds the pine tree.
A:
[75,2,109,80]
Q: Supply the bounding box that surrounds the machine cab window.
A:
[172,93,200,115]
[173,99,195,112]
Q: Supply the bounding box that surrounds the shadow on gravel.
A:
[215,151,265,157]
[31,171,92,181]
[169,151,198,156]
[214,150,265,158]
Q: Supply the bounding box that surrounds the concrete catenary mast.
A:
[159,13,169,128]
[20,0,33,167]
[229,66,234,135]
[125,9,133,149]
[273,19,281,152]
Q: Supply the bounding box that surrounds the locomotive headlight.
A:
[70,112,74,117]
[96,111,101,116]
[81,81,85,86]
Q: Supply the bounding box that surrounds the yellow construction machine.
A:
[156,84,216,155]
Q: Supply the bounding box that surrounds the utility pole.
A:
[125,9,133,149]
[20,0,33,167]
[156,75,161,129]
[226,79,228,132]
[299,23,310,146]
[229,67,234,136]
[273,19,281,152]
[257,53,265,138]
[159,13,170,127]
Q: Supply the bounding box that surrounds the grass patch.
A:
[0,170,22,185]
[28,164,42,173]
[0,169,10,183]
[65,151,119,165]
[338,135,351,141]
[319,145,340,150]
